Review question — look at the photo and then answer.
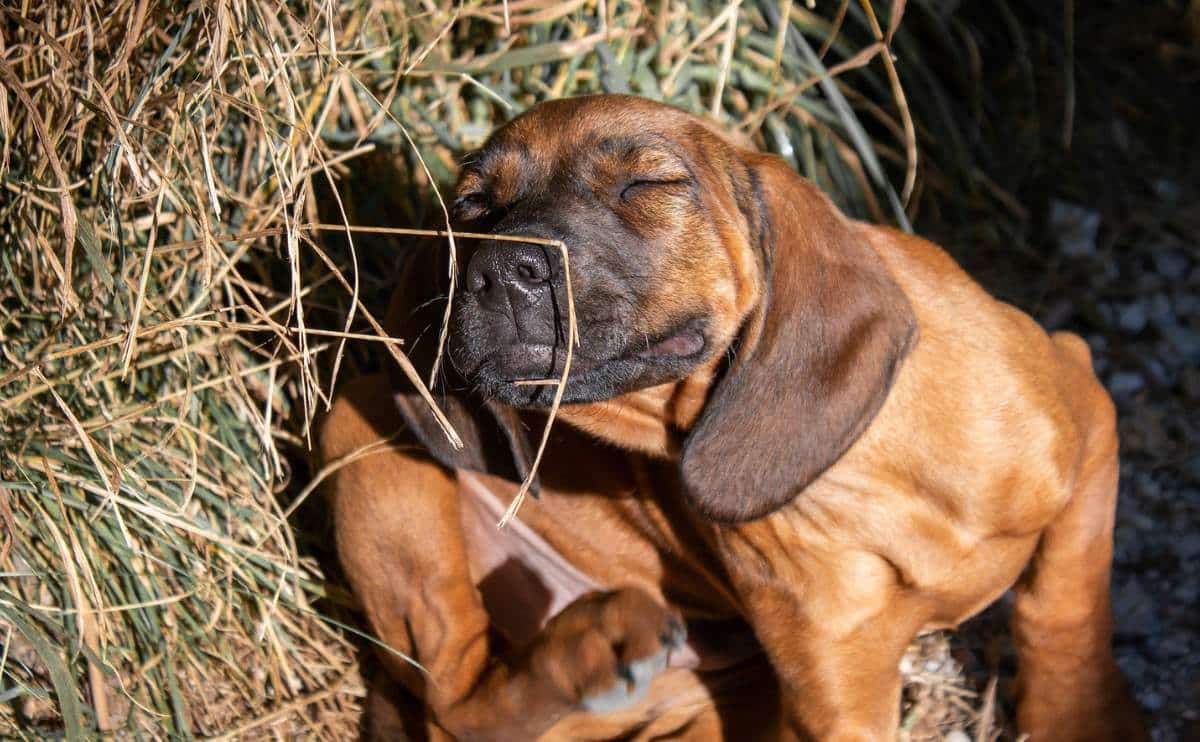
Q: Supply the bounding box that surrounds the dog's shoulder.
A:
[846,224,1109,510]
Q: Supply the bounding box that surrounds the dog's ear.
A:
[385,243,539,493]
[680,155,916,523]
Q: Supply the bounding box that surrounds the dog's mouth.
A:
[458,316,709,406]
[498,320,707,382]
[633,324,706,360]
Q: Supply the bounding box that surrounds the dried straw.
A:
[0,0,1002,736]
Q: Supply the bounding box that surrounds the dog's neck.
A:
[558,358,720,459]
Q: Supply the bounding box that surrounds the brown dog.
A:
[319,95,1144,740]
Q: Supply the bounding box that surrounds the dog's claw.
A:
[627,647,670,686]
[582,646,671,713]
[661,617,687,649]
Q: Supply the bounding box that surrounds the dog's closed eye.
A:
[454,192,489,218]
[618,178,691,203]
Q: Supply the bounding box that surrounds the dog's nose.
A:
[465,242,551,313]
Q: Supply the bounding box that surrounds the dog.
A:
[318,94,1145,740]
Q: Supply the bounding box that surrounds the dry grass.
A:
[0,0,1008,737]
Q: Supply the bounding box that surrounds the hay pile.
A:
[0,1,995,737]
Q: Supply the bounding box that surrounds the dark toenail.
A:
[661,619,687,648]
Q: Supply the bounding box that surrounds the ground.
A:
[914,3,1200,738]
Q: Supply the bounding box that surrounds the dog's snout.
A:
[466,243,551,313]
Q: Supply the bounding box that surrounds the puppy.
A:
[319,94,1144,740]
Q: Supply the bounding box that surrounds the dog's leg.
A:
[321,376,496,736]
[362,666,454,741]
[321,376,682,740]
[725,549,927,741]
[1010,409,1145,741]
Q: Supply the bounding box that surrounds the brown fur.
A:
[319,95,1144,740]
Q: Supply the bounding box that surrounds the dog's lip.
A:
[489,343,558,382]
[627,316,708,361]
[633,326,706,359]
[489,318,708,382]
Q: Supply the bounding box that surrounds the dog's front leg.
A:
[322,376,512,738]
[322,377,682,740]
[1010,425,1146,741]
[721,533,927,741]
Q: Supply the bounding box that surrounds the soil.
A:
[911,3,1200,739]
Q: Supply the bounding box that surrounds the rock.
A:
[1184,458,1200,485]
[1159,635,1193,658]
[1160,325,1200,362]
[1131,512,1158,531]
[1112,118,1131,151]
[1141,691,1165,712]
[1114,536,1142,565]
[1173,291,1199,319]
[1049,200,1102,257]
[1143,358,1171,387]
[1153,249,1190,279]
[1109,371,1145,396]
[1116,650,1149,680]
[1118,301,1149,333]
[1100,302,1118,326]
[1184,367,1200,399]
[1151,178,1182,201]
[1176,532,1200,562]
[1149,293,1175,325]
[1040,297,1075,329]
[1134,471,1158,495]
[1113,578,1161,637]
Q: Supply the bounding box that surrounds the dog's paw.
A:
[531,587,686,714]
[581,640,673,713]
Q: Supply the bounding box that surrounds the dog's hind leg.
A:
[362,666,454,742]
[1009,389,1145,741]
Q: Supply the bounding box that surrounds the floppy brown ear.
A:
[385,242,539,493]
[680,155,916,523]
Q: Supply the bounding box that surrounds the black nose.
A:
[465,242,552,313]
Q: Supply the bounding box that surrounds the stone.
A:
[1118,301,1149,333]
[1175,532,1200,562]
[1109,371,1145,396]
[1113,577,1161,637]
[1049,200,1101,257]
[1153,249,1190,279]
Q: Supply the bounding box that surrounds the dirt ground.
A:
[915,2,1200,739]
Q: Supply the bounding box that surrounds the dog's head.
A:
[448,95,762,408]
[436,94,915,522]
